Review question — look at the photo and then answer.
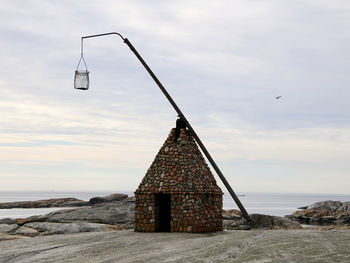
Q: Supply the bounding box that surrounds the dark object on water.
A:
[174,117,186,141]
[276,96,282,99]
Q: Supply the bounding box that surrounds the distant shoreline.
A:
[1,191,350,219]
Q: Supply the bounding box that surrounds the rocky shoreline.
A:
[1,195,349,240]
[0,193,131,209]
[1,196,349,262]
[286,200,350,226]
[0,194,135,239]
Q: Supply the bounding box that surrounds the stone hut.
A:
[134,127,223,232]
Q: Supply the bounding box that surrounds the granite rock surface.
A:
[1,230,350,263]
[286,200,350,225]
[0,198,88,209]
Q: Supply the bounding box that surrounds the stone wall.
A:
[135,194,156,232]
[171,193,222,232]
[134,193,222,233]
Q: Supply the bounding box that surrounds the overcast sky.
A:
[0,0,349,195]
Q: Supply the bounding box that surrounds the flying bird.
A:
[276,96,282,99]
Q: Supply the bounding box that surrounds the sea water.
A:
[223,192,350,217]
[0,191,113,220]
[0,191,349,219]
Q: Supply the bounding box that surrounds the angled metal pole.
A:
[80,33,251,221]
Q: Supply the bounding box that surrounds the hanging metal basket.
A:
[74,55,89,90]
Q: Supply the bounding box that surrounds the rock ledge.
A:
[286,200,350,225]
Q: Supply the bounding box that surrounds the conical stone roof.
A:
[136,128,222,194]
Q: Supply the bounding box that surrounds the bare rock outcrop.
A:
[222,209,242,220]
[0,198,88,209]
[18,222,119,236]
[0,193,132,210]
[88,193,128,205]
[0,224,17,234]
[224,213,302,230]
[0,194,135,237]
[46,201,135,226]
[14,226,39,237]
[3,230,350,262]
[286,200,350,225]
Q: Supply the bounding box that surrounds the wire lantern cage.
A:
[74,45,90,90]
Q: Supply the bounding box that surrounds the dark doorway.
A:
[155,194,171,232]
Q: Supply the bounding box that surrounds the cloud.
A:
[0,0,349,193]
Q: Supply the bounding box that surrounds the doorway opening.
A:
[155,193,171,232]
